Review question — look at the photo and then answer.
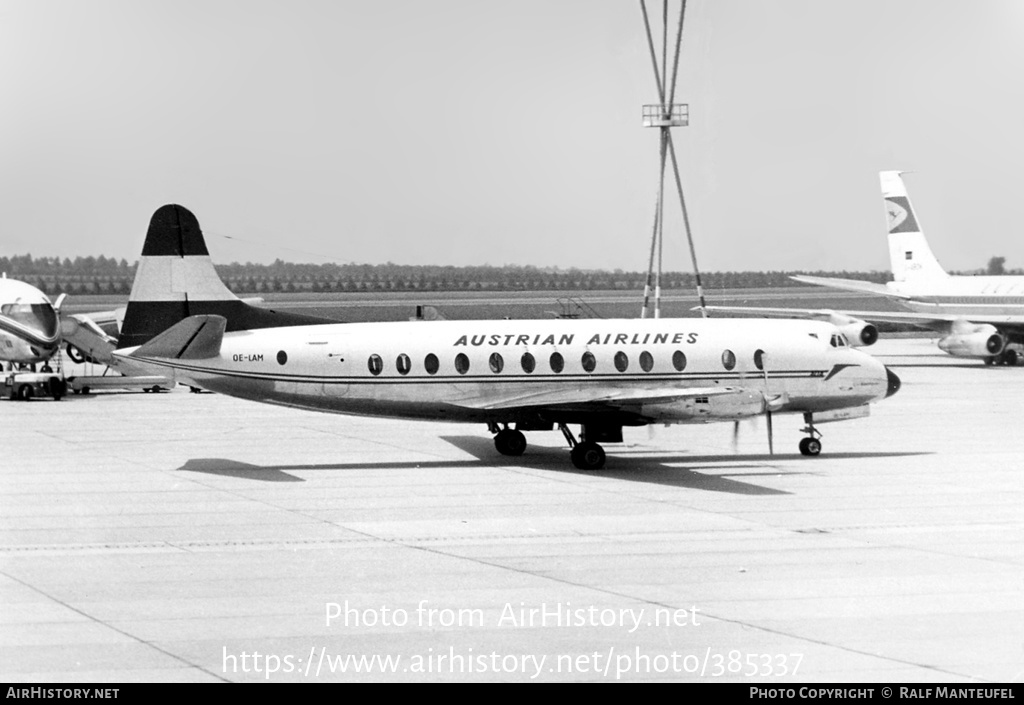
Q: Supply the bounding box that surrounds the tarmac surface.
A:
[2,337,1022,682]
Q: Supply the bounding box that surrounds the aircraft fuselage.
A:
[126,318,893,425]
[886,276,1024,319]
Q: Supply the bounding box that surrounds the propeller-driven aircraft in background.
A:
[0,275,67,400]
[0,275,62,366]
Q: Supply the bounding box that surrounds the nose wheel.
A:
[799,413,822,456]
[798,437,822,456]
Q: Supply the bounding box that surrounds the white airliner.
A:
[111,205,901,469]
[0,274,62,366]
[704,171,1024,365]
[0,274,68,400]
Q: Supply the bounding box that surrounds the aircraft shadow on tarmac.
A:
[177,437,930,496]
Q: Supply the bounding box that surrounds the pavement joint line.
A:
[0,568,231,683]
[375,535,979,682]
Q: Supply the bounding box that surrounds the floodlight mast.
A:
[638,0,707,319]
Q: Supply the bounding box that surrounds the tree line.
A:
[1,253,1017,297]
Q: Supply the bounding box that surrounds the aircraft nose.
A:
[885,366,901,398]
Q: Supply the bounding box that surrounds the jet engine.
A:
[827,314,879,347]
[937,324,1005,358]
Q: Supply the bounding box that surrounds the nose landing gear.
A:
[799,413,822,456]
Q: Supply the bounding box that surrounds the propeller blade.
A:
[732,420,740,452]
[766,410,774,456]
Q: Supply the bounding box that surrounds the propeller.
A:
[731,354,776,455]
[760,350,774,455]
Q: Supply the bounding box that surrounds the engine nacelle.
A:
[937,324,1005,358]
[827,314,879,347]
[641,388,768,422]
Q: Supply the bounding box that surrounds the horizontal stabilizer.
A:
[455,385,744,411]
[790,275,907,298]
[132,315,226,360]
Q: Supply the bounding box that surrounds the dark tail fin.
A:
[117,205,334,349]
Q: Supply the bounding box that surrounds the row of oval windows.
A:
[365,349,768,376]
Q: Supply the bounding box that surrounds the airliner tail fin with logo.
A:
[881,171,949,283]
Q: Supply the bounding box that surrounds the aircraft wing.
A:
[790,275,910,299]
[845,311,1024,335]
[700,305,845,320]
[700,306,1024,335]
[60,312,119,364]
[453,385,745,411]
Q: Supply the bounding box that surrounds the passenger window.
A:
[549,352,564,373]
[581,351,596,373]
[639,350,654,372]
[722,349,736,370]
[672,350,687,372]
[424,353,439,375]
[489,352,504,373]
[614,351,628,372]
[754,349,765,370]
[396,353,411,375]
[455,353,470,374]
[368,354,383,376]
[521,352,536,373]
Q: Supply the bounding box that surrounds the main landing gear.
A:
[490,423,526,457]
[487,422,607,470]
[560,424,606,471]
[986,348,1019,366]
[798,413,822,456]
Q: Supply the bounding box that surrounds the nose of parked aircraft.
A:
[885,366,901,398]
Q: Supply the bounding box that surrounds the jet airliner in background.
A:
[704,171,1024,365]
[109,205,900,470]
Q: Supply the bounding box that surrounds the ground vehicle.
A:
[4,370,67,401]
[66,374,171,395]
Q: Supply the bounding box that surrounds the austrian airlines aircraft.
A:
[113,205,901,469]
[706,171,1024,365]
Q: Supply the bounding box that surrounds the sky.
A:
[3,0,1024,273]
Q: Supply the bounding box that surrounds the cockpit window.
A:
[0,303,58,338]
[829,334,848,348]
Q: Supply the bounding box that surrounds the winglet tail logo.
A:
[884,195,919,234]
[880,171,948,283]
[118,205,334,350]
[880,170,920,234]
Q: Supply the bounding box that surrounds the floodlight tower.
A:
[638,0,707,319]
